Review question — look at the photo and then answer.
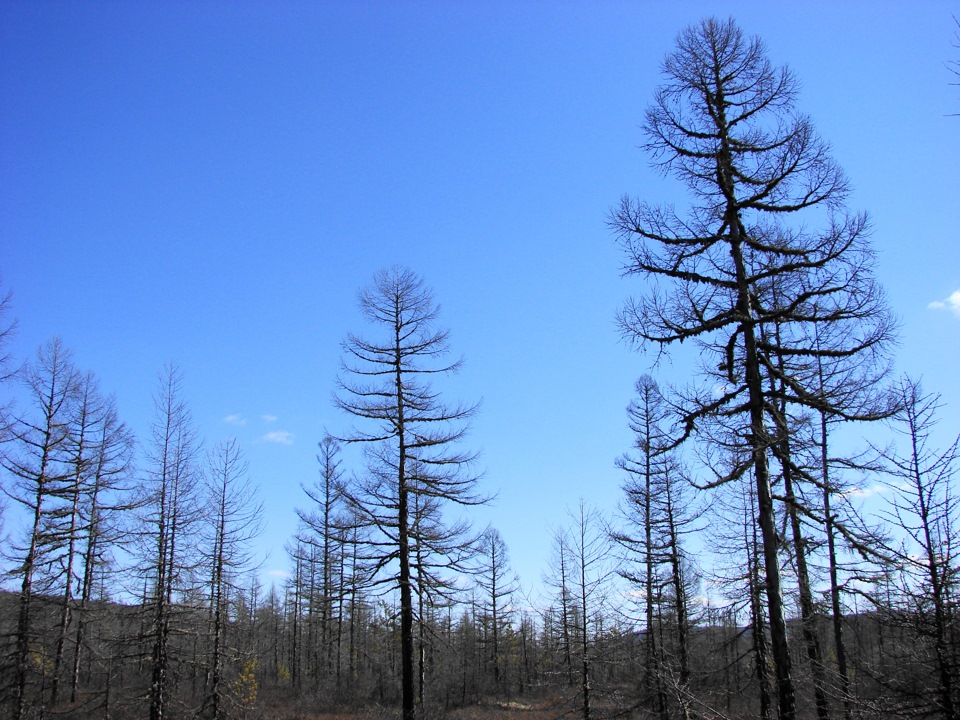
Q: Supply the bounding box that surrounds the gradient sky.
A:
[2,1,958,602]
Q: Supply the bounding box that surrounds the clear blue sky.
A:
[2,1,958,601]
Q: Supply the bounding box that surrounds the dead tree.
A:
[2,338,79,720]
[333,266,484,720]
[610,17,894,719]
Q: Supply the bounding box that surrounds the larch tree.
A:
[611,375,672,715]
[876,377,959,720]
[51,371,135,708]
[201,437,263,720]
[139,364,202,720]
[609,17,894,719]
[551,501,612,720]
[49,372,100,707]
[1,338,79,720]
[543,528,576,687]
[475,527,519,695]
[656,459,698,716]
[297,434,350,686]
[333,266,484,720]
[68,385,135,705]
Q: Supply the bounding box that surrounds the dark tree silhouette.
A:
[201,438,262,720]
[2,338,79,720]
[609,17,894,719]
[877,377,960,719]
[333,266,484,720]
[139,365,202,720]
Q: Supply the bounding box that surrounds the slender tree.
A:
[333,266,484,720]
[1,338,79,719]
[140,364,202,720]
[611,375,671,714]
[554,501,611,720]
[49,372,134,707]
[876,377,959,719]
[703,454,774,720]
[475,527,519,694]
[202,438,263,720]
[48,373,98,707]
[69,388,135,704]
[543,528,576,688]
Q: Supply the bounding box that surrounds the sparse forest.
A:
[2,15,959,720]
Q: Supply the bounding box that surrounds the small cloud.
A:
[928,289,960,318]
[267,569,290,579]
[224,414,247,426]
[262,430,294,446]
[840,484,888,499]
[261,414,278,423]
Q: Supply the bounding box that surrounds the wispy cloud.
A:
[224,414,247,426]
[928,289,960,318]
[267,569,290,579]
[840,484,888,499]
[261,414,278,423]
[262,430,294,446]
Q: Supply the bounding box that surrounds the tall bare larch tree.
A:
[333,266,484,720]
[609,17,895,719]
[140,364,202,720]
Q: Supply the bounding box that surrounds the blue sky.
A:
[2,1,958,600]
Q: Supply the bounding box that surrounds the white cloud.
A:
[840,484,889,499]
[267,569,290,579]
[262,430,294,446]
[928,289,960,318]
[261,414,278,423]
[224,414,246,426]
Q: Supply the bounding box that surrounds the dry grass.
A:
[256,695,571,720]
[441,697,566,719]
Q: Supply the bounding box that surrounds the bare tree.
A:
[543,528,576,688]
[50,371,135,707]
[876,377,959,719]
[139,364,202,720]
[609,17,895,719]
[475,527,519,695]
[549,501,612,720]
[333,266,484,720]
[1,338,79,719]
[611,375,672,715]
[201,438,262,720]
[706,467,774,720]
[68,385,135,704]
[297,434,347,685]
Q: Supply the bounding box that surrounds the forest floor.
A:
[260,696,573,720]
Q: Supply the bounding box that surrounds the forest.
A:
[1,15,959,720]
